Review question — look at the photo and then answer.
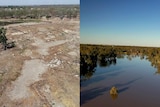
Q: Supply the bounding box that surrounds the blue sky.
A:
[0,0,79,6]
[80,0,160,47]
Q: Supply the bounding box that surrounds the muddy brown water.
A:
[81,56,160,107]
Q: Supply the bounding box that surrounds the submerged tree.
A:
[0,27,8,50]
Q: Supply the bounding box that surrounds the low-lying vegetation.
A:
[0,5,79,19]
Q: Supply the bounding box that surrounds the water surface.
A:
[81,55,160,107]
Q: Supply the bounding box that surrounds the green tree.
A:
[0,27,8,50]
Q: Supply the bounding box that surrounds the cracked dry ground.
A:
[0,19,79,107]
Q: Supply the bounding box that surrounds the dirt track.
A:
[0,18,79,107]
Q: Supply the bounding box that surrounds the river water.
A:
[81,55,160,107]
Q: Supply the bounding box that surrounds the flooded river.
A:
[81,45,160,107]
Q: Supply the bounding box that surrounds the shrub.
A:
[0,27,7,50]
[0,27,15,50]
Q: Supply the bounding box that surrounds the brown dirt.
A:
[0,18,79,107]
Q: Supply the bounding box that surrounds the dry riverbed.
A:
[0,18,79,107]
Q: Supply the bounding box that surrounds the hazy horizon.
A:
[80,0,160,47]
[0,0,79,6]
[80,43,160,48]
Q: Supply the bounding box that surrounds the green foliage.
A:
[0,27,15,50]
[0,5,79,19]
[0,27,7,50]
[80,44,160,80]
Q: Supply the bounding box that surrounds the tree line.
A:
[0,5,79,19]
[80,44,160,80]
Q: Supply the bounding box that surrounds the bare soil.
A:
[0,18,79,107]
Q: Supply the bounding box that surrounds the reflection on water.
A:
[109,86,118,100]
[80,45,160,107]
[80,45,160,80]
[110,94,118,100]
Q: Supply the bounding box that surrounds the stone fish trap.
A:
[47,58,62,68]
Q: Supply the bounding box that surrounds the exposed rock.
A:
[47,58,61,68]
[11,32,24,36]
[32,38,68,56]
[8,59,48,100]
[0,19,79,107]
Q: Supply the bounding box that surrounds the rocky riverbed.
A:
[0,18,79,107]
